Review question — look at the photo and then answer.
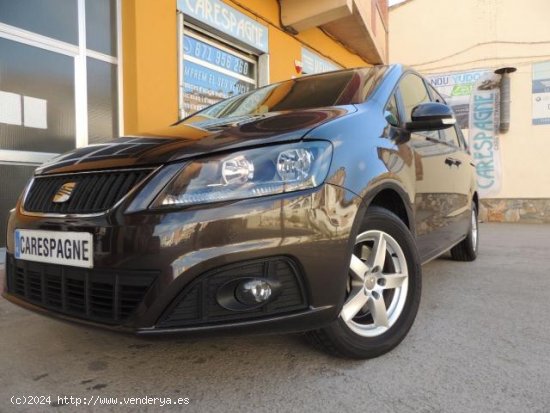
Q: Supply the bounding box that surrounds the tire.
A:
[306,206,422,359]
[450,202,478,262]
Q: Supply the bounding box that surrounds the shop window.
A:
[87,58,118,144]
[0,0,78,44]
[0,38,75,153]
[86,0,117,56]
[0,0,120,247]
[181,28,258,117]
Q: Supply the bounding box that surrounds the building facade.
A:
[0,0,388,246]
[390,0,550,223]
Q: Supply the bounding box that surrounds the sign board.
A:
[468,72,502,197]
[426,69,489,128]
[182,33,257,115]
[178,0,268,53]
[532,61,550,125]
[301,48,340,75]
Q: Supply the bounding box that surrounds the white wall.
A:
[390,0,550,199]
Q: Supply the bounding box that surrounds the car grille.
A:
[157,257,308,328]
[6,255,158,325]
[23,168,153,215]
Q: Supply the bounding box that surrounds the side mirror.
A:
[406,102,456,132]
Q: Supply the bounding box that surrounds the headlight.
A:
[151,141,332,208]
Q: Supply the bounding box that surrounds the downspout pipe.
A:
[494,67,517,133]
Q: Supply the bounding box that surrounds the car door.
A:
[438,120,475,241]
[429,85,475,244]
[395,73,459,262]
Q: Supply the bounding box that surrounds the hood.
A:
[36,107,354,175]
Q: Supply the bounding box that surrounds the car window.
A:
[178,68,382,123]
[385,94,400,126]
[427,85,461,147]
[440,124,461,147]
[429,85,446,104]
[456,125,468,149]
[399,74,431,123]
[398,73,438,139]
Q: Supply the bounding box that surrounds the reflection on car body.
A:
[2,65,479,359]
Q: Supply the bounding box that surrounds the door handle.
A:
[445,157,462,167]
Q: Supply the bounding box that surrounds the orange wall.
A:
[122,0,368,135]
[122,0,179,135]
[226,0,368,82]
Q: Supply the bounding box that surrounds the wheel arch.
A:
[342,181,416,286]
[358,182,416,237]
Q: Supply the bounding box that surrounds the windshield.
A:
[179,67,384,124]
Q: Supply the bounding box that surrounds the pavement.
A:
[0,223,549,412]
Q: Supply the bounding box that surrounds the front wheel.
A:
[306,206,422,359]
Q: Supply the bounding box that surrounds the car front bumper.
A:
[2,183,361,335]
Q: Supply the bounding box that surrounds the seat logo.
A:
[52,182,77,203]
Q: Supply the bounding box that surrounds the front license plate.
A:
[14,229,93,268]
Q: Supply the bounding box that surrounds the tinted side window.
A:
[429,85,446,104]
[428,85,461,147]
[399,74,431,123]
[440,125,460,147]
[456,126,468,149]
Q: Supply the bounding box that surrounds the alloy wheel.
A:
[341,230,409,337]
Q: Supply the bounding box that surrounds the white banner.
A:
[468,73,502,197]
[426,69,489,128]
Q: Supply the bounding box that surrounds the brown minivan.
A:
[2,65,478,358]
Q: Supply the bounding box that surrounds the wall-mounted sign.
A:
[532,61,550,125]
[178,0,268,53]
[184,35,256,80]
[301,48,340,75]
[182,31,257,116]
[426,69,489,128]
[468,72,502,197]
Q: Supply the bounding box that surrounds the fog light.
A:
[236,279,272,305]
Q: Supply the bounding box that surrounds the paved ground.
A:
[0,223,549,412]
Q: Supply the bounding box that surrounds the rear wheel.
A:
[450,203,478,261]
[306,207,422,359]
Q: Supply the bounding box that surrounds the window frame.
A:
[381,71,470,152]
[178,17,269,120]
[179,24,259,119]
[425,81,466,150]
[384,92,400,127]
[393,72,438,139]
[0,0,122,165]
